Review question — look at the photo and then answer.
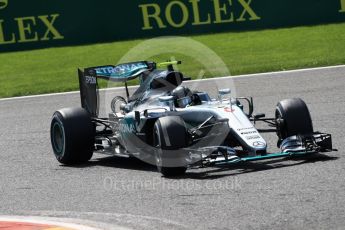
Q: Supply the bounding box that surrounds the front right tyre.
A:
[50,107,95,164]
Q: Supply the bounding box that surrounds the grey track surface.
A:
[0,66,344,229]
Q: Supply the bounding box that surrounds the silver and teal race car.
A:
[50,61,333,177]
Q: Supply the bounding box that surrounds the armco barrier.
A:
[0,0,345,52]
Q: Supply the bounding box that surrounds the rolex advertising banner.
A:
[1,0,345,52]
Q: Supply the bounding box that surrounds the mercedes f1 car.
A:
[50,61,333,177]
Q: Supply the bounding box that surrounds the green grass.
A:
[1,23,345,98]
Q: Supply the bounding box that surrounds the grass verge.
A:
[0,22,345,98]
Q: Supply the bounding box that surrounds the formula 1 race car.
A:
[50,60,333,177]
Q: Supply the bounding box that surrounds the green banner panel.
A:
[1,0,345,52]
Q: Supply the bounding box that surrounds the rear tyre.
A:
[275,98,313,143]
[153,116,188,177]
[50,107,95,164]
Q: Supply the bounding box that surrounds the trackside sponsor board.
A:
[0,0,345,52]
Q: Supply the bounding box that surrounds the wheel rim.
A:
[52,121,65,155]
[111,96,126,116]
[275,108,285,139]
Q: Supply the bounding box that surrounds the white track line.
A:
[0,216,116,230]
[1,64,344,102]
[0,216,129,230]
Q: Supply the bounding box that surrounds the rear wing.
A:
[93,62,151,82]
[78,60,182,117]
[78,61,153,117]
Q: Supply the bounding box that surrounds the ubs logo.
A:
[0,0,8,10]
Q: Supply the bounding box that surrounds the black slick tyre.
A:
[50,107,95,164]
[153,116,188,177]
[275,98,314,142]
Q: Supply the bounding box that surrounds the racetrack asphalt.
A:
[0,66,344,229]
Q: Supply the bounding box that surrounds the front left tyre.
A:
[50,107,95,164]
[153,116,188,177]
[275,98,314,146]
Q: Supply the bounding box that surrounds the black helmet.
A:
[171,86,193,108]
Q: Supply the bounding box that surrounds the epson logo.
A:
[85,76,96,85]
